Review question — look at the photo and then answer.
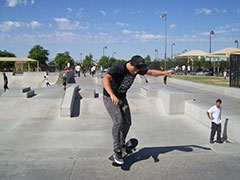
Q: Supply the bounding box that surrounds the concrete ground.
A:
[0,73,240,180]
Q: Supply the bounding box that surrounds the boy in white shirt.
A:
[207,99,222,144]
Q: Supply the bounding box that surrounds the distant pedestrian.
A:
[42,76,51,87]
[3,72,9,92]
[91,65,96,77]
[100,66,103,78]
[223,69,227,79]
[62,73,67,91]
[163,75,167,85]
[75,65,81,77]
[207,99,223,144]
[82,66,86,77]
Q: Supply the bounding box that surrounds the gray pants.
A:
[103,96,131,152]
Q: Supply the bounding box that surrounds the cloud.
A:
[100,10,106,17]
[6,0,26,7]
[67,8,72,13]
[195,8,227,15]
[31,0,34,4]
[199,30,227,36]
[122,29,132,35]
[170,24,176,29]
[232,28,240,32]
[114,9,120,14]
[30,21,41,28]
[217,23,240,30]
[195,8,212,15]
[76,8,84,18]
[116,22,128,27]
[133,33,163,41]
[237,9,240,14]
[0,20,42,32]
[53,17,89,30]
[0,21,22,31]
[214,8,227,13]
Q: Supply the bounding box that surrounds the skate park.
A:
[0,71,240,180]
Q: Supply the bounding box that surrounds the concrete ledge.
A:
[185,100,240,143]
[80,89,97,98]
[158,89,193,114]
[60,85,79,117]
[26,90,35,98]
[141,86,193,114]
[140,87,159,97]
[169,78,240,99]
[22,87,31,93]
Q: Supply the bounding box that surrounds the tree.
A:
[99,56,109,69]
[28,45,49,65]
[83,54,93,69]
[144,55,151,63]
[0,50,16,71]
[109,57,117,67]
[54,51,74,70]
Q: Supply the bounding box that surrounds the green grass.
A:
[171,75,229,87]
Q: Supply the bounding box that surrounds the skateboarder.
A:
[102,55,173,164]
[207,99,223,144]
[42,76,51,87]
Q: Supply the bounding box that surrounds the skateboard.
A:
[108,138,138,166]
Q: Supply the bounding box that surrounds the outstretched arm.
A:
[102,74,119,106]
[146,69,173,77]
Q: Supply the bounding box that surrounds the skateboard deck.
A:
[108,138,138,166]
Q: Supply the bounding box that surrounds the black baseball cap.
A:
[130,55,146,69]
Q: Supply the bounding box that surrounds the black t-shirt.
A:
[103,63,148,99]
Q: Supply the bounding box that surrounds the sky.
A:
[0,0,240,62]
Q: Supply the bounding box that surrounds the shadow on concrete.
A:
[222,118,231,143]
[121,145,211,171]
[71,89,82,117]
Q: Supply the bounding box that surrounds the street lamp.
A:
[154,49,158,60]
[80,53,83,63]
[235,40,239,48]
[171,43,175,58]
[160,13,167,70]
[103,46,107,56]
[209,30,214,53]
[112,51,116,58]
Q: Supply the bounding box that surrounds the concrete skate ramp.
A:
[78,96,166,117]
[0,72,59,89]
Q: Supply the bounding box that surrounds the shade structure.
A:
[211,47,240,56]
[175,50,216,58]
[0,57,38,62]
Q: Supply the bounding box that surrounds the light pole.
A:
[103,46,107,56]
[209,30,215,74]
[154,49,158,61]
[209,30,214,53]
[171,43,175,58]
[160,13,167,70]
[235,40,239,48]
[80,53,83,63]
[112,52,116,58]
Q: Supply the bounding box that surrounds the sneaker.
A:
[210,140,214,144]
[216,140,223,144]
[113,151,124,165]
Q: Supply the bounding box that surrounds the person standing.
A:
[3,72,9,92]
[207,99,223,144]
[75,64,81,77]
[102,55,173,164]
